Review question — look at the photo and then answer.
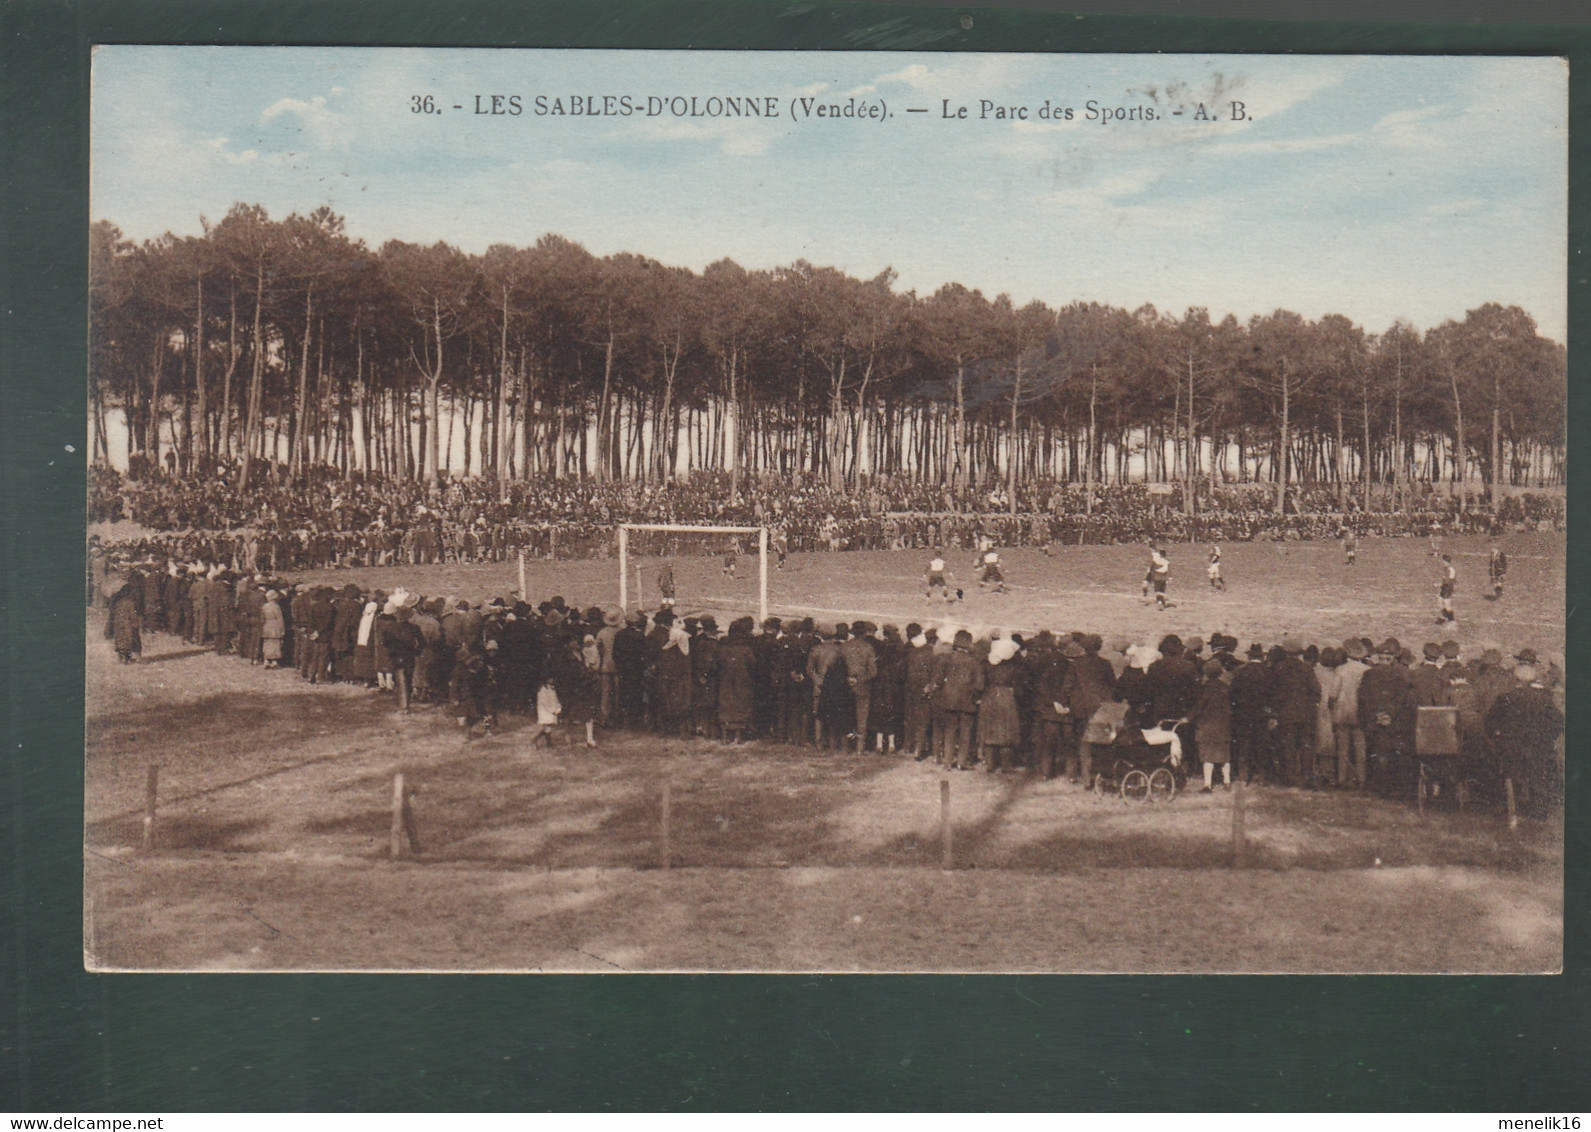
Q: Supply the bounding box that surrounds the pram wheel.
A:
[1120,769,1150,801]
[1148,767,1177,802]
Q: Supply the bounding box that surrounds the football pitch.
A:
[84,532,1565,973]
[296,531,1565,657]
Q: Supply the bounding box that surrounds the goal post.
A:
[617,523,768,623]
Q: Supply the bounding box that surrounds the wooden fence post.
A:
[390,772,406,859]
[1231,779,1248,868]
[660,781,672,870]
[940,778,953,870]
[141,764,158,850]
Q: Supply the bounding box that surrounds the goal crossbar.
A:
[619,524,764,534]
[617,523,768,622]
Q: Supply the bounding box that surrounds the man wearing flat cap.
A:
[1412,643,1450,708]
[1331,638,1371,788]
[841,621,879,754]
[930,629,984,769]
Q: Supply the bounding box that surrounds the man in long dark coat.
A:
[1058,633,1117,786]
[751,617,785,740]
[1229,643,1272,784]
[163,564,189,639]
[781,618,816,745]
[1358,638,1416,799]
[141,565,165,634]
[612,612,648,729]
[930,629,984,770]
[210,570,237,656]
[691,617,722,738]
[332,584,365,681]
[869,624,906,754]
[840,621,879,753]
[1267,637,1321,787]
[1485,666,1564,815]
[902,625,937,760]
[1030,635,1072,780]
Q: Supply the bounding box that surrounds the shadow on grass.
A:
[87,813,269,851]
[137,647,219,665]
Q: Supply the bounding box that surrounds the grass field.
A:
[291,531,1566,655]
[84,533,1565,972]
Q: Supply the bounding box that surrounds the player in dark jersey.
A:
[1436,554,1457,625]
[1488,542,1508,599]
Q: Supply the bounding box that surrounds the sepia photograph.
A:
[83,46,1566,973]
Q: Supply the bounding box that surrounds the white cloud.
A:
[200,135,258,165]
[874,63,936,91]
[1203,131,1359,156]
[624,116,773,157]
[260,93,352,147]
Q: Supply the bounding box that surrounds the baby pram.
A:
[1083,701,1185,802]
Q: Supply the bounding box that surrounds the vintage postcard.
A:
[85,47,1566,972]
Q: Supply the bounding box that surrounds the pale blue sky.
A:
[92,47,1567,340]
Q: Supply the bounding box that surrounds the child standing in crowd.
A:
[525,680,563,749]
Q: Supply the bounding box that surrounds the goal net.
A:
[617,523,768,622]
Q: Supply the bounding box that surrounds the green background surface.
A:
[3,0,1587,1111]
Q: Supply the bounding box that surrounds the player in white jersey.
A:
[1206,544,1224,591]
[977,548,1006,593]
[1146,546,1171,610]
[925,550,959,604]
[1436,553,1457,625]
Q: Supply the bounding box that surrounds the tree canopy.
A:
[89,203,1566,513]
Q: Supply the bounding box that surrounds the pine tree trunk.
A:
[1275,367,1290,516]
[239,264,266,490]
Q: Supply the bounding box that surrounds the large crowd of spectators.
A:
[97,548,1565,816]
[88,461,1565,571]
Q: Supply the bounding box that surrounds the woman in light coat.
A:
[261,590,286,668]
